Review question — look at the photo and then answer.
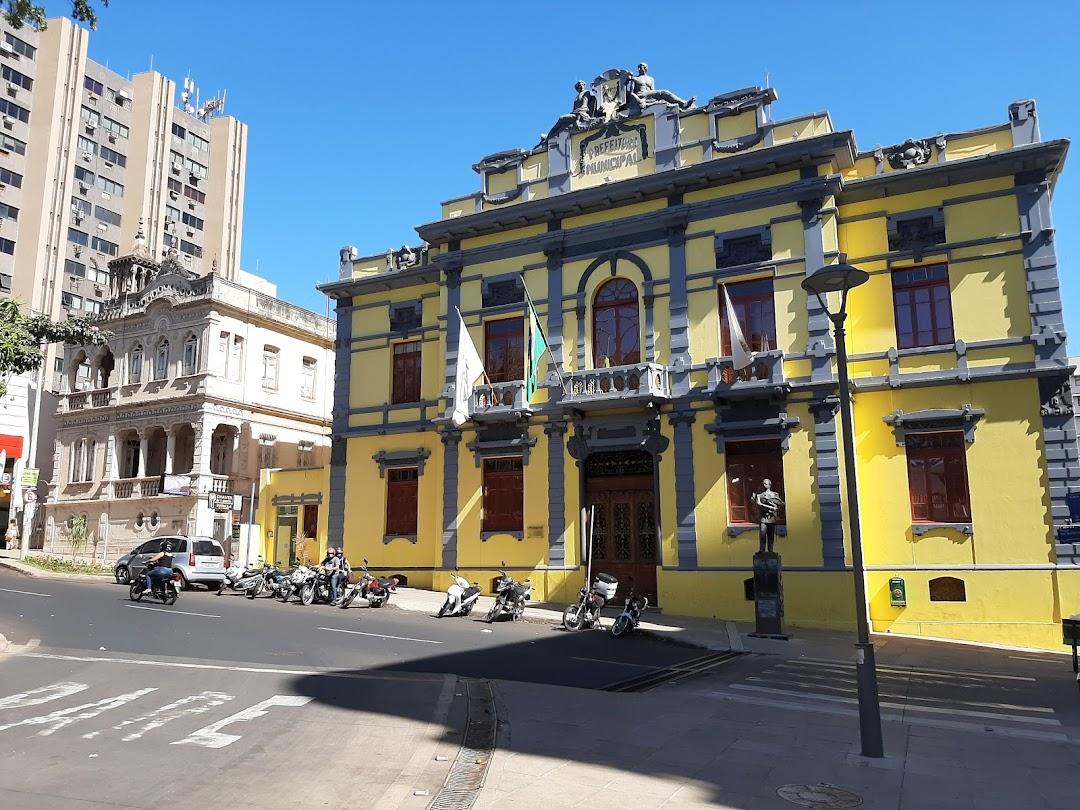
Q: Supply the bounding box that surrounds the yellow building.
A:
[316,68,1079,650]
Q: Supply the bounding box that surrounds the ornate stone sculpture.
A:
[754,479,785,553]
[544,80,603,143]
[387,244,421,272]
[886,139,933,170]
[625,62,695,112]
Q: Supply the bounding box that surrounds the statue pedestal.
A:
[749,551,788,640]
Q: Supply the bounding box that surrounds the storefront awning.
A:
[0,434,23,459]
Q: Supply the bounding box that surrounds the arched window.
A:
[593,278,640,368]
[128,344,143,384]
[182,335,199,376]
[154,339,170,381]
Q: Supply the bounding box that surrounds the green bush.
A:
[22,555,110,576]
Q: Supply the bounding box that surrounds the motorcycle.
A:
[437,572,480,618]
[218,557,268,596]
[611,592,649,638]
[562,572,618,631]
[338,559,398,609]
[485,563,532,623]
[278,564,313,603]
[129,570,181,605]
[248,562,288,599]
[300,565,336,606]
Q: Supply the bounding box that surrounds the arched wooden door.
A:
[584,450,658,603]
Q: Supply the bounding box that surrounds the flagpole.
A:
[519,275,567,393]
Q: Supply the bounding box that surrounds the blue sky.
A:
[83,0,1080,330]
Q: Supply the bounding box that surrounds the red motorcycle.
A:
[338,559,399,609]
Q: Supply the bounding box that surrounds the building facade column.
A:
[165,428,177,475]
[810,397,846,569]
[801,195,834,382]
[138,430,149,478]
[192,421,212,479]
[666,216,692,396]
[229,428,240,477]
[669,409,698,569]
[440,264,463,420]
[440,429,461,569]
[327,295,354,549]
[544,419,568,566]
[544,238,565,380]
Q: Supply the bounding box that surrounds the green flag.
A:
[526,298,548,402]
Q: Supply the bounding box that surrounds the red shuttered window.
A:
[725,440,785,525]
[485,317,525,383]
[482,457,523,533]
[906,432,971,523]
[720,278,776,355]
[892,265,954,350]
[391,341,422,404]
[385,468,419,536]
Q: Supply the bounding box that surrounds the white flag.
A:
[451,310,486,427]
[722,284,754,370]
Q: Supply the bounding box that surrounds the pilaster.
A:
[669,408,698,570]
[544,419,568,566]
[809,397,846,569]
[440,429,462,569]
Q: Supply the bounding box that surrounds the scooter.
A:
[611,592,649,638]
[338,560,398,609]
[217,557,267,596]
[129,570,181,605]
[437,572,480,618]
[562,572,618,631]
[485,563,532,623]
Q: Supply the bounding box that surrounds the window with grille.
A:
[385,468,419,535]
[391,341,422,404]
[485,318,524,383]
[905,432,971,523]
[720,278,776,355]
[482,458,524,532]
[725,440,785,525]
[892,265,954,349]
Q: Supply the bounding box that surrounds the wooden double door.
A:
[585,457,658,603]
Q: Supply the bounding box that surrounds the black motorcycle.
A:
[611,592,649,638]
[129,570,181,605]
[245,562,285,599]
[300,565,336,606]
[485,563,532,623]
[562,573,618,631]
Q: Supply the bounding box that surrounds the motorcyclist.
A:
[331,548,351,604]
[141,539,176,594]
[320,547,342,602]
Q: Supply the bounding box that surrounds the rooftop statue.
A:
[544,80,603,144]
[625,62,695,112]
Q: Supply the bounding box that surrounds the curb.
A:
[0,557,113,583]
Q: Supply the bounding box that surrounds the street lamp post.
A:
[802,260,884,759]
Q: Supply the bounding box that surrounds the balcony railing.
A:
[471,380,529,420]
[91,389,114,407]
[561,362,670,408]
[705,350,787,398]
[68,393,87,410]
[208,475,236,493]
[65,387,116,411]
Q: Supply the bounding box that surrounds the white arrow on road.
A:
[172,695,313,749]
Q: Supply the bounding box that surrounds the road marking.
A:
[729,683,1061,726]
[0,586,52,597]
[0,688,157,736]
[84,691,235,742]
[125,605,221,618]
[783,657,1037,682]
[173,695,312,749]
[706,689,1074,744]
[570,656,658,669]
[24,652,441,683]
[317,626,443,644]
[0,682,89,711]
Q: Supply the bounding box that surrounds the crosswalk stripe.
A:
[784,657,1036,682]
[728,683,1061,726]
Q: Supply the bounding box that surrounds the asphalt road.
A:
[0,570,709,809]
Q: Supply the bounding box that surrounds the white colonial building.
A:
[45,231,333,562]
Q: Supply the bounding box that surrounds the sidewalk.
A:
[0,550,113,582]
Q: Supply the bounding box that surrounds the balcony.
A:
[113,477,160,499]
[68,393,87,410]
[705,350,788,399]
[560,362,671,410]
[471,380,530,421]
[91,389,114,407]
[63,387,115,412]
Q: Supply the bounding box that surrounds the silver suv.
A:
[113,535,226,590]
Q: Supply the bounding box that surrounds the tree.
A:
[2,0,108,31]
[0,298,110,397]
[68,514,88,561]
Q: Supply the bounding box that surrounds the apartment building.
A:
[0,16,247,395]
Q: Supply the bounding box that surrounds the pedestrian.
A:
[4,518,17,551]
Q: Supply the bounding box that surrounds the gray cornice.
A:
[839,140,1069,205]
[319,263,441,300]
[416,131,855,245]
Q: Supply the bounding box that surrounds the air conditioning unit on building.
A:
[78,182,89,194]
[94,285,103,296]
[118,89,131,100]
[84,124,95,135]
[103,160,113,168]
[0,41,15,55]
[189,175,200,187]
[107,134,116,143]
[5,82,16,97]
[168,191,178,200]
[186,227,195,237]
[81,151,93,162]
[187,201,196,210]
[2,116,13,129]
[73,246,82,257]
[171,163,181,175]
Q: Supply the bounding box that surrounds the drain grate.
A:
[777,783,863,808]
[604,651,742,693]
[428,679,497,810]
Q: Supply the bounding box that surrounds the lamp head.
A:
[801,260,870,316]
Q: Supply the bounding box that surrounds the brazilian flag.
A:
[526,298,548,403]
